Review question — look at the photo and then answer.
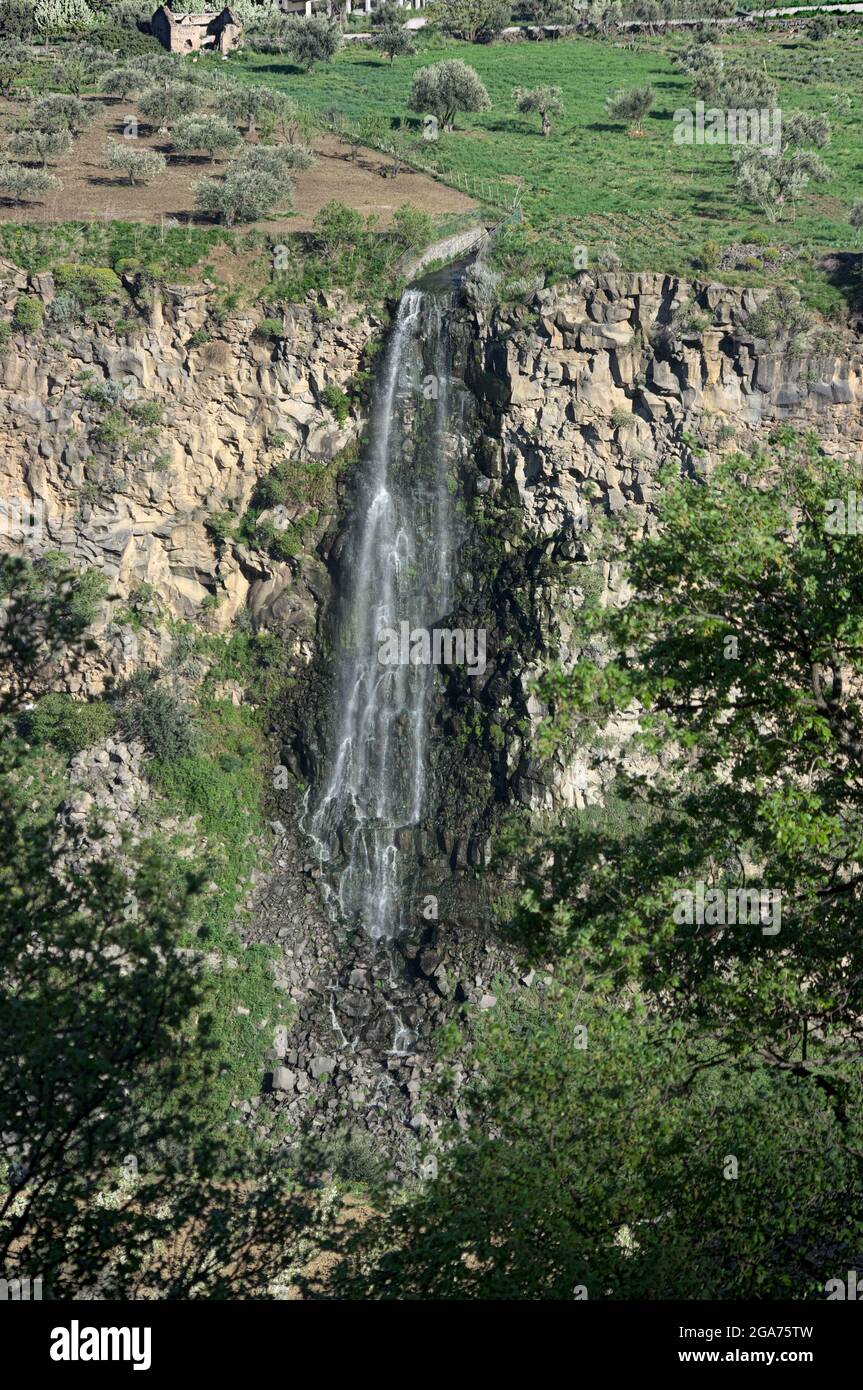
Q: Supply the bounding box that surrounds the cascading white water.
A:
[306,288,457,939]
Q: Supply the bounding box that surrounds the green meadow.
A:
[222,28,863,309]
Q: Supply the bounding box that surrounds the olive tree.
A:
[734,147,829,223]
[434,0,512,41]
[236,142,311,180]
[375,22,415,63]
[106,138,167,185]
[0,158,61,203]
[513,84,564,137]
[138,81,199,131]
[604,84,655,135]
[29,92,93,135]
[194,164,289,227]
[283,15,341,73]
[408,60,491,132]
[98,66,144,100]
[219,83,278,138]
[733,112,831,223]
[7,127,71,167]
[171,114,242,165]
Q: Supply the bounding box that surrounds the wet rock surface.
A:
[241,814,521,1175]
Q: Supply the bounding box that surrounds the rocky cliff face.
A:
[460,270,863,815]
[472,270,861,531]
[6,266,862,1174]
[0,260,381,692]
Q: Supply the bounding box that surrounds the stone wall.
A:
[399,223,490,282]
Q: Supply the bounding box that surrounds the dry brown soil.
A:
[0,94,477,232]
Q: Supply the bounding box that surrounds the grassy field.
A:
[219,28,862,310]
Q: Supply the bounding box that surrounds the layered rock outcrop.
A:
[460,272,863,814]
[0,260,380,691]
[471,271,862,536]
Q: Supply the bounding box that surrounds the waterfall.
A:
[306,287,458,940]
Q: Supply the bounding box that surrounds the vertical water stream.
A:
[306,287,458,940]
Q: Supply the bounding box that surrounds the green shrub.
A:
[205,512,237,552]
[256,520,302,560]
[82,378,125,406]
[809,12,837,39]
[89,18,160,56]
[61,564,108,625]
[313,200,364,261]
[53,264,122,306]
[129,399,163,425]
[321,383,349,424]
[13,295,44,331]
[114,678,197,761]
[696,238,720,271]
[746,286,811,341]
[0,1,37,40]
[22,692,116,756]
[390,203,433,250]
[93,408,128,446]
[257,316,283,341]
[0,551,109,629]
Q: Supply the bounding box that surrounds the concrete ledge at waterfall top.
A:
[401,224,492,283]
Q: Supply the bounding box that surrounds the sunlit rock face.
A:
[0,262,379,693]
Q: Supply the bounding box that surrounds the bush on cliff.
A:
[114,674,197,761]
[21,691,115,755]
